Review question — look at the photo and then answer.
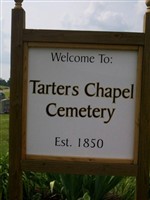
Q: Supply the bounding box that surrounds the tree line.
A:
[0,78,10,87]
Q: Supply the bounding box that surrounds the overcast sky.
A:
[0,0,146,81]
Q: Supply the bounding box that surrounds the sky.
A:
[0,0,146,81]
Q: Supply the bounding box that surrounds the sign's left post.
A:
[9,1,25,199]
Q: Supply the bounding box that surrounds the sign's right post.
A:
[136,1,150,200]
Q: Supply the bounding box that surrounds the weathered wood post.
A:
[136,1,150,200]
[9,0,25,199]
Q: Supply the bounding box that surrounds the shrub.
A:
[0,153,9,200]
[0,153,142,200]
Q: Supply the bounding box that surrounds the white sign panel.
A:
[26,46,138,161]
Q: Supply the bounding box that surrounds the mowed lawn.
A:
[0,86,10,157]
[0,114,9,157]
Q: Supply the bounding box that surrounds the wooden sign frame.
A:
[22,42,142,165]
[9,1,150,200]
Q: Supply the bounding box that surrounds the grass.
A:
[0,85,10,157]
[0,114,9,157]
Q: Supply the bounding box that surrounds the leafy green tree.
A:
[0,78,7,86]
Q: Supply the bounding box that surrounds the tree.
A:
[0,78,7,86]
[0,78,10,87]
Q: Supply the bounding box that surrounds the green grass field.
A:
[0,114,9,157]
[0,86,9,157]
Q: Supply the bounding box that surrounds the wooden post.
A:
[9,0,25,199]
[136,1,150,200]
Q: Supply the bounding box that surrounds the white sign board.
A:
[25,45,139,162]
